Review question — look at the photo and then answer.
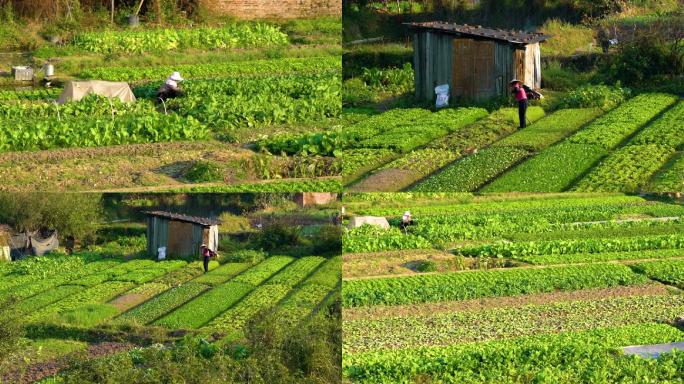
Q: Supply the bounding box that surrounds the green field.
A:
[342,193,684,383]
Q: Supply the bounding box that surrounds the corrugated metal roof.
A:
[144,211,220,226]
[405,22,551,44]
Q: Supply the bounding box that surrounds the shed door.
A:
[452,39,496,100]
[514,47,526,84]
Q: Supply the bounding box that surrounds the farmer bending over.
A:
[400,211,413,232]
[157,71,185,102]
[200,244,217,273]
[510,79,528,128]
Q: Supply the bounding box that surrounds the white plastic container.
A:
[157,246,166,260]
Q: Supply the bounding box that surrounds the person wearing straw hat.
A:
[157,71,185,102]
[509,79,528,128]
[200,243,216,273]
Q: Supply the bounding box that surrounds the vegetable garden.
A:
[343,92,683,193]
[0,19,343,193]
[342,193,684,383]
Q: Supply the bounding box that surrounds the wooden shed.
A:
[145,211,220,258]
[406,22,551,101]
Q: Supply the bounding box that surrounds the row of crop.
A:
[411,147,530,192]
[207,283,292,334]
[80,56,342,82]
[482,143,607,192]
[406,214,683,245]
[0,258,121,302]
[343,225,432,253]
[0,88,60,101]
[351,194,649,217]
[267,257,341,328]
[411,108,599,192]
[343,294,684,353]
[567,93,678,150]
[342,263,646,307]
[571,101,684,192]
[354,107,543,190]
[631,259,684,288]
[116,282,209,325]
[491,108,602,151]
[26,281,135,322]
[648,152,684,193]
[483,93,678,192]
[264,256,326,287]
[155,282,254,329]
[0,113,208,152]
[513,248,684,265]
[426,107,545,152]
[155,257,294,328]
[260,107,487,157]
[164,73,341,132]
[459,234,684,258]
[205,256,338,333]
[0,95,156,120]
[191,262,252,286]
[72,24,288,54]
[344,215,684,254]
[342,323,684,383]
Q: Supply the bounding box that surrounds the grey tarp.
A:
[9,230,59,260]
[57,80,136,104]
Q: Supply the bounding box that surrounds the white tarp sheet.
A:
[57,80,136,104]
[347,216,390,229]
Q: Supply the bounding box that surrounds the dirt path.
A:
[343,284,673,321]
[3,342,134,384]
[0,141,255,192]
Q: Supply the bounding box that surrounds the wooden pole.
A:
[111,0,115,23]
[135,0,145,16]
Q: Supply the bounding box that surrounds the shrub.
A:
[557,84,631,110]
[416,260,437,272]
[599,34,684,86]
[184,161,224,183]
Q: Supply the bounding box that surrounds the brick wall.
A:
[202,0,341,19]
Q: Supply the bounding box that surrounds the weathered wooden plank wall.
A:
[414,31,452,100]
[413,31,541,101]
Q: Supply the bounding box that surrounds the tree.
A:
[0,193,104,241]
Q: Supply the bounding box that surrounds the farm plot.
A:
[0,250,337,332]
[0,20,342,192]
[345,106,544,191]
[482,93,681,193]
[342,193,684,383]
[412,108,600,192]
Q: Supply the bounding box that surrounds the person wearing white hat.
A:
[157,71,185,102]
[200,243,216,273]
[400,211,413,232]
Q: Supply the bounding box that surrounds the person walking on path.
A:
[510,79,528,128]
[200,244,216,273]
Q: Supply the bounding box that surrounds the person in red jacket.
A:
[510,79,528,128]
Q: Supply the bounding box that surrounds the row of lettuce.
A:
[334,92,682,193]
[0,251,341,337]
[342,195,684,383]
[0,56,341,153]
